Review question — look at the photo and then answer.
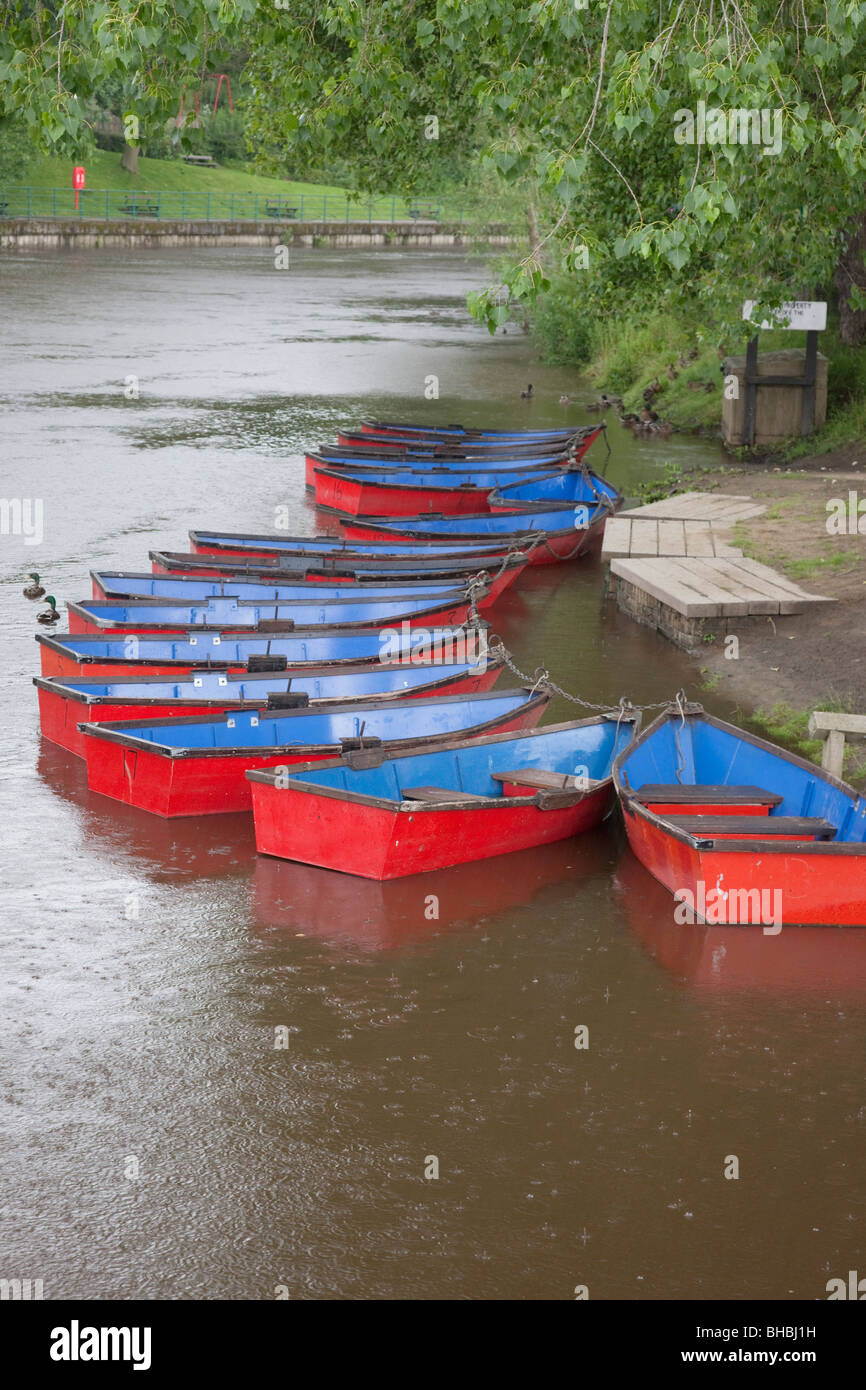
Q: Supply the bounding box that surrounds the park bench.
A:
[118,199,159,218]
[407,202,440,221]
[182,154,217,167]
[264,200,299,219]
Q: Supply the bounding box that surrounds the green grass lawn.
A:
[16,149,370,201]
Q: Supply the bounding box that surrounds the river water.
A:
[1,247,864,1301]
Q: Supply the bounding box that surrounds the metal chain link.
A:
[486,637,674,715]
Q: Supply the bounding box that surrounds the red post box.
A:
[73,165,85,212]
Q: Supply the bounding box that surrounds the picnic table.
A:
[264,200,299,219]
[119,199,159,218]
[182,154,217,167]
[407,202,440,221]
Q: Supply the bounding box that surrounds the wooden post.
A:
[801,328,818,435]
[807,710,866,780]
[743,334,759,447]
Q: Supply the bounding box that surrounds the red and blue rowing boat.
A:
[246,711,639,879]
[79,688,548,817]
[613,698,866,927]
[34,656,504,758]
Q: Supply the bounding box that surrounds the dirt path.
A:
[667,442,866,715]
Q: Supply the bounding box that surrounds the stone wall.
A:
[0,218,516,251]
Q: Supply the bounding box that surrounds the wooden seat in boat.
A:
[402,785,490,804]
[635,784,782,808]
[492,768,598,791]
[668,815,836,840]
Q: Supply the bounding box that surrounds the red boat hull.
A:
[250,779,613,879]
[81,704,544,818]
[36,663,502,759]
[621,799,866,928]
[313,469,500,517]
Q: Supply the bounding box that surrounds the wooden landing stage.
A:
[602,492,766,559]
[604,491,832,648]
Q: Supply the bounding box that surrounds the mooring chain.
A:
[486,638,673,715]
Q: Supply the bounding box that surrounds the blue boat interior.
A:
[93,691,534,752]
[53,626,466,661]
[94,575,466,601]
[276,720,635,802]
[49,661,480,702]
[352,503,610,536]
[494,471,620,505]
[78,594,461,626]
[619,714,866,843]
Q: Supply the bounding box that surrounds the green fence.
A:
[0,187,464,224]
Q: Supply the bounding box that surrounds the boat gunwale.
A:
[188,528,531,555]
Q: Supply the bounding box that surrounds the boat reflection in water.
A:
[251,828,612,951]
[36,740,256,882]
[613,847,866,995]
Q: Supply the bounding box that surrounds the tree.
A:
[242,2,866,343]
[3,3,865,343]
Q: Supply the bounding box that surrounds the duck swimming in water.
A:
[559,394,571,405]
[37,596,60,626]
[520,384,534,399]
[23,572,45,599]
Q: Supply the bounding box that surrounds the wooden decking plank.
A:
[734,557,835,602]
[684,520,715,556]
[629,518,658,555]
[611,559,721,616]
[659,558,753,614]
[600,515,631,557]
[694,561,783,614]
[657,519,686,554]
[702,558,807,613]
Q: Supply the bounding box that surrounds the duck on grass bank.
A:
[37,596,60,626]
[23,572,45,599]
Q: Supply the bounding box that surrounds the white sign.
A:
[742,300,827,332]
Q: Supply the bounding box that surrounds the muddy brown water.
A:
[1,248,864,1300]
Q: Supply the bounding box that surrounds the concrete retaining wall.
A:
[0,218,516,250]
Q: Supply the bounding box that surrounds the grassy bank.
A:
[532,291,866,461]
[14,149,353,200]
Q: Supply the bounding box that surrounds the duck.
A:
[23,572,45,599]
[641,406,660,424]
[677,352,688,368]
[36,596,60,626]
[585,400,602,412]
[520,384,534,399]
[559,394,571,405]
[687,347,698,361]
[617,411,640,426]
[600,392,622,408]
[649,419,673,436]
[703,379,716,392]
[667,363,678,380]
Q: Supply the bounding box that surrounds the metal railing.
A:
[0,187,470,224]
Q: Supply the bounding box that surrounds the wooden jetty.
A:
[604,491,832,648]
